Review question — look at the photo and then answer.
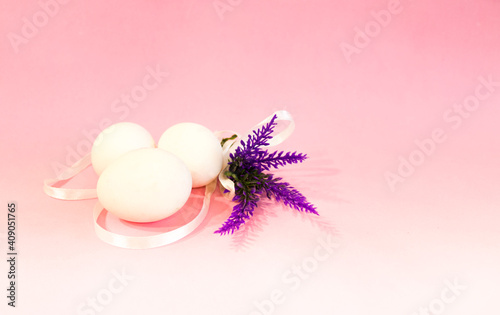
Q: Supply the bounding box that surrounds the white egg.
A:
[157,122,223,188]
[91,122,155,175]
[96,148,192,223]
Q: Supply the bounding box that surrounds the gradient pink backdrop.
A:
[1,0,500,314]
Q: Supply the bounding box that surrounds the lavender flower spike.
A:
[215,114,318,235]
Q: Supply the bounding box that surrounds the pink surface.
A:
[1,0,500,314]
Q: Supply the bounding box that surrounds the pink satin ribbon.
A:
[43,153,97,200]
[93,180,216,249]
[43,110,294,249]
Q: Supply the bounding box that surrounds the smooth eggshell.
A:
[96,148,192,223]
[157,122,223,188]
[91,122,155,175]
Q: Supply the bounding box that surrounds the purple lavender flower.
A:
[215,114,318,235]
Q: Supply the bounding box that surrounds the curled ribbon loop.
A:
[43,153,97,200]
[93,180,216,249]
[251,110,295,147]
[43,110,294,249]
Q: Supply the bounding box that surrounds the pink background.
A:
[1,0,500,314]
